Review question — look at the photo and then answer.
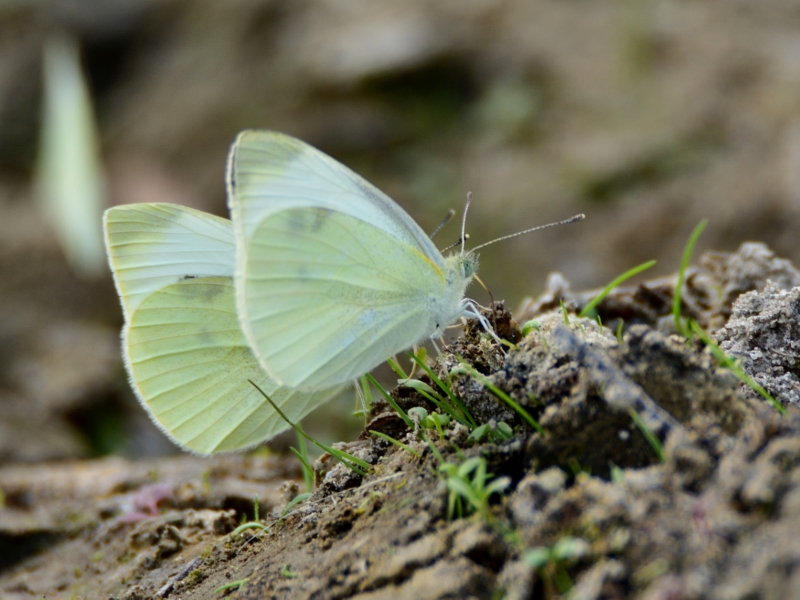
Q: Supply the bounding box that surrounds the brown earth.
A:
[3,244,800,599]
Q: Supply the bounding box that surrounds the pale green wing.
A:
[226,130,446,269]
[104,203,340,453]
[125,277,336,453]
[104,203,235,318]
[239,207,464,391]
[226,131,466,391]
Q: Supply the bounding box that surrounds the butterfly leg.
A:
[460,298,504,345]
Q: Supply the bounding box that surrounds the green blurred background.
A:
[2,0,799,461]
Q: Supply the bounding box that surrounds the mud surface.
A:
[3,245,800,599]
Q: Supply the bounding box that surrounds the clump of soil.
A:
[3,244,800,599]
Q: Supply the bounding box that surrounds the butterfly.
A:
[227,130,479,392]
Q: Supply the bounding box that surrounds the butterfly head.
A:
[445,251,478,285]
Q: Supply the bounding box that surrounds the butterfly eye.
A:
[462,256,477,278]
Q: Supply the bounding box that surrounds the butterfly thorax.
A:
[426,252,477,338]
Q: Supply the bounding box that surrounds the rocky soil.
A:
[3,244,800,599]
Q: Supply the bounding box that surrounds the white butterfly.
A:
[227,130,480,392]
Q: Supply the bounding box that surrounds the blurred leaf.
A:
[36,32,106,278]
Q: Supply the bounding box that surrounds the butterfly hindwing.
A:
[104,203,340,453]
[104,203,235,318]
[126,276,334,453]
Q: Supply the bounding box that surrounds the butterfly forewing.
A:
[227,131,444,265]
[241,208,449,390]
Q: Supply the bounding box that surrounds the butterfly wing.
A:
[104,203,339,453]
[227,132,467,391]
[104,203,235,319]
[227,130,445,267]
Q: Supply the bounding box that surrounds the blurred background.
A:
[2,0,800,462]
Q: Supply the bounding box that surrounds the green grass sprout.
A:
[281,564,298,578]
[673,219,708,336]
[567,457,590,477]
[289,447,315,493]
[296,428,314,493]
[417,430,446,464]
[369,430,421,458]
[402,378,471,428]
[281,493,312,518]
[440,456,510,522]
[249,380,370,476]
[230,496,269,536]
[560,300,571,325]
[425,411,451,439]
[468,421,514,443]
[454,358,545,436]
[408,407,451,439]
[409,351,477,429]
[616,319,625,343]
[353,375,373,419]
[690,320,785,415]
[386,357,409,380]
[523,536,588,594]
[214,578,248,594]
[628,408,666,462]
[520,319,541,337]
[365,373,414,428]
[579,260,657,318]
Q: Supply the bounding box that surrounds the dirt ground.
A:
[4,1,800,598]
[3,243,800,599]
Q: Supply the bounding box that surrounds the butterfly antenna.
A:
[460,192,473,256]
[429,209,456,239]
[471,213,585,252]
[441,233,469,252]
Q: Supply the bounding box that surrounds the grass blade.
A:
[454,358,545,436]
[579,260,657,318]
[673,219,708,336]
[365,373,414,428]
[690,320,785,415]
[369,430,421,458]
[249,380,370,475]
[628,408,665,462]
[409,352,477,429]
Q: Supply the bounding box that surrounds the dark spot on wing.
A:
[286,208,333,233]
